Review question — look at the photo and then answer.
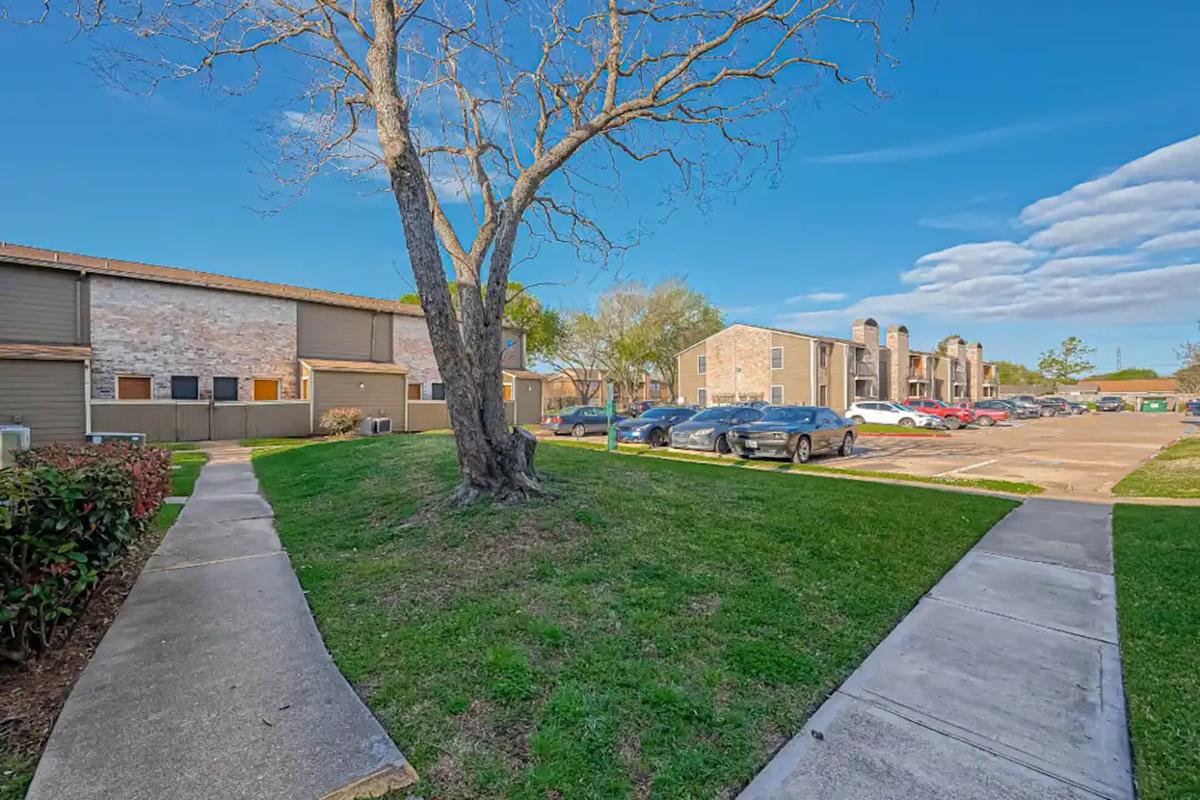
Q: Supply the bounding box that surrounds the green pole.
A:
[606,382,617,451]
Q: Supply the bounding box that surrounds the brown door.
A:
[408,383,421,400]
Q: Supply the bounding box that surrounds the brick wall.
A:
[706,325,772,404]
[392,314,441,398]
[89,276,297,400]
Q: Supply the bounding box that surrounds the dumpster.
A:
[1140,397,1169,413]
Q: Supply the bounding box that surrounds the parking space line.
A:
[935,459,999,477]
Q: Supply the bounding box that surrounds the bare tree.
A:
[28,0,900,502]
[1178,323,1200,394]
[544,312,606,406]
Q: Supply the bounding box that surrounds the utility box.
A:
[1140,397,1169,413]
[0,426,32,468]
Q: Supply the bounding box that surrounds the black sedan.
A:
[615,406,696,447]
[669,406,762,454]
[1097,396,1125,412]
[541,406,626,437]
[983,398,1038,420]
[728,405,857,463]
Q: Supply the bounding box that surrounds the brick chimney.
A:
[887,324,909,401]
[851,318,881,399]
[966,342,985,401]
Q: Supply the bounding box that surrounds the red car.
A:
[954,400,1011,427]
[904,398,975,430]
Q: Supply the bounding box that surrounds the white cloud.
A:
[809,118,1083,165]
[788,292,847,303]
[1138,228,1200,252]
[918,210,1013,233]
[792,134,1200,330]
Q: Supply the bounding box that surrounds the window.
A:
[117,375,152,400]
[407,383,421,400]
[213,377,239,402]
[770,385,784,405]
[818,384,828,405]
[431,382,445,400]
[170,375,198,400]
[503,384,514,402]
[253,379,280,401]
[771,346,783,370]
[697,355,707,375]
[697,388,707,407]
[300,377,310,400]
[819,344,828,368]
[650,380,661,393]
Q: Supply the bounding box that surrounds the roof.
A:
[301,358,408,375]
[1068,378,1181,393]
[0,343,93,361]
[1,242,426,317]
[503,369,546,380]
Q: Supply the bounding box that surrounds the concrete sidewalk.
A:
[28,444,416,800]
[740,499,1134,800]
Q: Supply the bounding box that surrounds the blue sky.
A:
[2,3,1199,372]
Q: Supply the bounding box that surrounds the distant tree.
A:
[544,313,606,406]
[994,360,1043,385]
[642,280,724,399]
[936,334,964,355]
[1038,337,1096,388]
[1177,323,1200,394]
[401,281,562,362]
[1086,368,1159,381]
[592,286,655,405]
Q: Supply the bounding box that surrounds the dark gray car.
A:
[541,405,626,437]
[727,405,857,463]
[669,406,762,454]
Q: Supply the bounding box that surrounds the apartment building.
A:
[677,319,997,412]
[543,369,672,410]
[0,243,542,444]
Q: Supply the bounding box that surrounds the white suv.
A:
[846,401,946,429]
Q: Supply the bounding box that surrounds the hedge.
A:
[1,442,171,663]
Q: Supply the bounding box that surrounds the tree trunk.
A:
[368,0,540,504]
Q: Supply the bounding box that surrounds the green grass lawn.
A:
[1113,435,1200,498]
[254,434,1015,799]
[0,752,33,800]
[1113,505,1200,800]
[154,502,184,532]
[856,422,949,436]
[238,436,313,448]
[170,450,208,496]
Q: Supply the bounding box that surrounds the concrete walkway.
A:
[28,444,416,800]
[740,499,1134,800]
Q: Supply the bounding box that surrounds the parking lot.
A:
[825,413,1195,497]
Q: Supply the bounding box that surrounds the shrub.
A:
[1,442,171,663]
[320,406,363,436]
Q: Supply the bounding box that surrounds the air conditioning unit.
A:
[86,432,148,445]
[360,417,393,435]
[0,426,31,468]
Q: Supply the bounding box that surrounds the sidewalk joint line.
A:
[146,550,284,573]
[975,547,1112,576]
[924,594,1117,645]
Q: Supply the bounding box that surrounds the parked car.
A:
[963,400,1012,426]
[728,405,857,463]
[846,401,945,429]
[1066,401,1089,415]
[1096,396,1125,412]
[669,406,762,454]
[904,398,975,430]
[1037,397,1070,416]
[625,399,661,417]
[1007,395,1044,416]
[615,406,695,447]
[1186,398,1200,416]
[541,406,626,437]
[989,398,1039,420]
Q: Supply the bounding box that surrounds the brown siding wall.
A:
[512,378,543,424]
[92,401,311,441]
[0,359,86,444]
[0,263,82,344]
[830,343,849,411]
[312,370,406,432]
[501,327,525,370]
[297,301,379,361]
[770,332,813,405]
[406,401,450,432]
[677,341,707,405]
[372,313,393,362]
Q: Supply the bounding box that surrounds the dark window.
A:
[770,347,783,369]
[213,377,239,401]
[697,355,707,374]
[431,382,445,400]
[171,376,199,400]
